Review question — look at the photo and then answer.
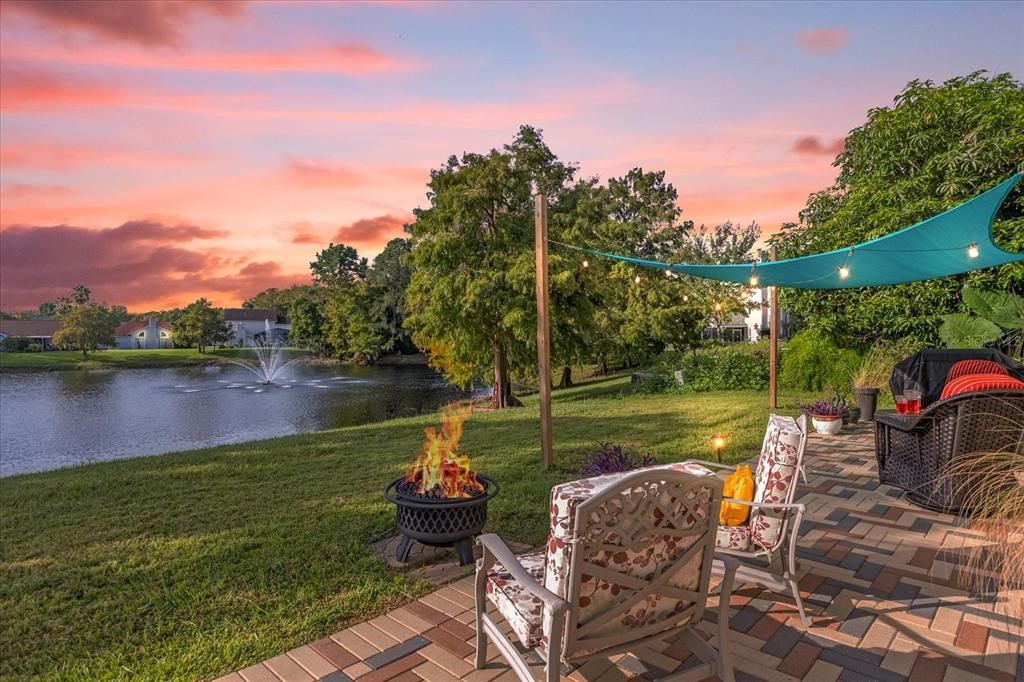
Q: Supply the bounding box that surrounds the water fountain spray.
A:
[227,320,301,384]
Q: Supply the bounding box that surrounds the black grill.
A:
[384,474,499,566]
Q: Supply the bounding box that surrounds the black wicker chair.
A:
[874,390,1024,514]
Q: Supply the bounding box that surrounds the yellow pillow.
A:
[720,464,754,526]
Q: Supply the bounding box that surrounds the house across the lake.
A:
[115,319,174,349]
[223,308,291,347]
[0,319,62,350]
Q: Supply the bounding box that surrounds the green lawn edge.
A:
[0,378,802,680]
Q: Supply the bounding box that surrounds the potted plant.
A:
[799,397,847,435]
[851,345,894,421]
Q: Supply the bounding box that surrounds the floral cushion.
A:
[484,549,547,648]
[544,462,712,600]
[716,523,752,551]
[749,415,804,550]
[543,463,716,656]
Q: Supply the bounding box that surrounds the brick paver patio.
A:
[218,424,1023,682]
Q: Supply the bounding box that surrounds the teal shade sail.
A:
[562,173,1023,289]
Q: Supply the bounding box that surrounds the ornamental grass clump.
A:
[851,345,897,389]
[939,448,1024,612]
[579,442,656,477]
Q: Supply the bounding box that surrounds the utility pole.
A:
[535,195,554,469]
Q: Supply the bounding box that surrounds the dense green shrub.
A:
[780,329,861,393]
[641,342,771,393]
[1,336,34,352]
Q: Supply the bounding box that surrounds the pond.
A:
[0,363,479,477]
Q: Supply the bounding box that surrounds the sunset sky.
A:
[1,0,1020,311]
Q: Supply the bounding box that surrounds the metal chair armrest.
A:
[680,459,737,473]
[476,534,567,613]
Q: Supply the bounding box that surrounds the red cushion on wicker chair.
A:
[946,359,1009,382]
[939,372,1024,400]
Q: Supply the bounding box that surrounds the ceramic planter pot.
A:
[811,414,843,435]
[853,387,880,421]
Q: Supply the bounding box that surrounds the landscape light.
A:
[967,243,979,258]
[712,434,726,462]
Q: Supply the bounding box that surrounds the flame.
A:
[404,403,483,498]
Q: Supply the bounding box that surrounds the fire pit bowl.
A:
[384,473,499,566]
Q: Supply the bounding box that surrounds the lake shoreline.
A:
[0,350,427,373]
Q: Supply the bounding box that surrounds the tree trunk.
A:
[558,366,573,389]
[595,354,608,376]
[491,341,521,408]
[81,347,88,359]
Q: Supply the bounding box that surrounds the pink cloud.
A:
[794,27,850,54]
[332,214,409,246]
[791,135,845,155]
[0,184,73,199]
[5,40,422,75]
[284,158,368,189]
[0,220,307,309]
[1,0,247,47]
[0,65,265,113]
[0,141,207,170]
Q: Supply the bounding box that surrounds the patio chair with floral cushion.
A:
[475,464,738,682]
[683,414,811,625]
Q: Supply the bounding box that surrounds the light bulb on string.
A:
[714,302,722,312]
[683,294,689,302]
[582,259,589,268]
[665,268,673,278]
[635,274,641,284]
[967,243,979,258]
[838,266,850,279]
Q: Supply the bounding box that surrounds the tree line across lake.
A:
[3,73,1021,403]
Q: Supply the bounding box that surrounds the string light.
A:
[635,274,641,284]
[838,245,853,280]
[749,264,759,287]
[665,268,673,278]
[967,243,979,258]
[683,294,689,302]
[714,302,722,312]
[582,259,589,268]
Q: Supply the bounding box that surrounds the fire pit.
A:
[384,405,499,566]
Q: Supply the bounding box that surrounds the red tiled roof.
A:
[223,308,279,322]
[0,319,61,338]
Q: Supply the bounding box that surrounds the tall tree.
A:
[324,283,381,363]
[406,126,576,408]
[770,72,1024,345]
[52,303,115,358]
[311,243,368,289]
[175,299,230,353]
[288,291,328,354]
[367,237,416,355]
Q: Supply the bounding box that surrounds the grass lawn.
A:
[0,377,806,680]
[0,348,307,372]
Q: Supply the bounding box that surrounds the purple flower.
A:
[579,442,657,477]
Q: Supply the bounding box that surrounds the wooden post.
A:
[535,194,554,470]
[769,246,779,409]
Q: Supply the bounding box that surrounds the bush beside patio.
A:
[0,377,800,680]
